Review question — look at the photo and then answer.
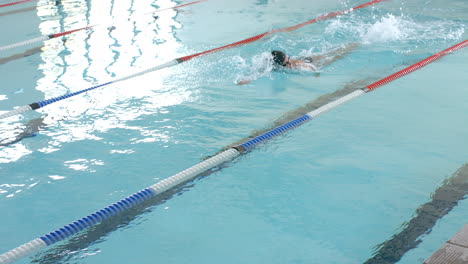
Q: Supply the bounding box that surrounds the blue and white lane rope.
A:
[0,92,370,264]
[0,92,365,264]
[0,91,371,264]
[238,89,366,151]
[0,60,179,120]
[1,40,466,264]
[0,149,240,264]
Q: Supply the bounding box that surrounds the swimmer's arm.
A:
[292,60,319,72]
[236,78,252,85]
[302,62,318,72]
[309,64,318,72]
[310,66,320,77]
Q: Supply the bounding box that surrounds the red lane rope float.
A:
[179,0,387,62]
[47,26,93,38]
[366,40,468,91]
[0,0,386,120]
[276,0,385,33]
[0,0,34,8]
[0,0,207,52]
[179,33,270,61]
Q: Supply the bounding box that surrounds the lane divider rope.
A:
[0,0,207,52]
[0,45,44,65]
[0,0,386,121]
[0,0,35,8]
[0,1,60,17]
[365,40,468,91]
[0,38,466,264]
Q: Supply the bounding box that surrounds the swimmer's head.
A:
[271,50,287,66]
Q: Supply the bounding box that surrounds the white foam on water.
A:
[324,13,465,45]
[362,14,411,43]
[234,52,275,84]
[229,12,465,83]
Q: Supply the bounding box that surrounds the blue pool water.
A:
[0,0,467,263]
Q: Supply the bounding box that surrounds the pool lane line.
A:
[0,0,34,8]
[0,40,466,264]
[0,117,46,146]
[0,0,386,121]
[0,26,94,52]
[0,5,34,16]
[0,45,43,65]
[0,0,207,53]
[364,164,468,264]
[0,1,60,16]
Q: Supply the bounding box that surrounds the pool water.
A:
[0,0,467,263]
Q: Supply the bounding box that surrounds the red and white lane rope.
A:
[179,0,387,61]
[0,26,92,51]
[0,0,207,52]
[0,0,35,8]
[238,39,468,151]
[365,40,468,91]
[303,40,468,120]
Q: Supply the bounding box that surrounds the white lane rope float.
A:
[0,38,466,264]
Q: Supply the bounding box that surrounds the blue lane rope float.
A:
[1,39,466,264]
[0,0,386,121]
[240,115,312,151]
[39,188,155,246]
[0,148,240,264]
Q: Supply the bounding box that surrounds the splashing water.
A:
[325,13,465,45]
[363,14,410,43]
[235,52,275,84]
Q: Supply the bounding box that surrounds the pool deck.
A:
[424,224,468,263]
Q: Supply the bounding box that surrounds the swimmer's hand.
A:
[236,79,251,85]
[306,64,320,76]
[307,63,318,72]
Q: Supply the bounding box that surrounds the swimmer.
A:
[237,42,359,85]
[271,50,319,72]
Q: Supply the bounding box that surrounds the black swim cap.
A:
[271,50,287,65]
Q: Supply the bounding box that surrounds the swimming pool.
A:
[0,0,467,263]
